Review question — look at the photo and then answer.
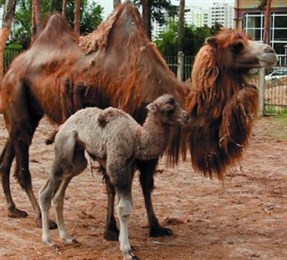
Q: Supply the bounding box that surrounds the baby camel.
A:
[39,94,190,260]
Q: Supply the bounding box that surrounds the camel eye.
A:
[232,42,244,53]
[166,108,175,116]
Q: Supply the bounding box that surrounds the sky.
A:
[99,0,235,19]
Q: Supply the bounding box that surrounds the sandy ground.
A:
[0,114,286,260]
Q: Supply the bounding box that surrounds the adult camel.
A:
[0,3,277,240]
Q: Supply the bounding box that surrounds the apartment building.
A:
[208,2,234,28]
[234,0,287,60]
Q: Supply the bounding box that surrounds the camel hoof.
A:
[8,207,28,218]
[65,238,80,246]
[124,250,139,260]
[48,219,58,229]
[149,225,172,237]
[36,218,57,229]
[48,243,59,249]
[104,227,119,241]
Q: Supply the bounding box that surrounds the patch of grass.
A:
[270,112,287,141]
[259,107,287,141]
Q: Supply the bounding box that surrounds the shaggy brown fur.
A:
[185,30,276,178]
[0,3,276,239]
[0,3,188,237]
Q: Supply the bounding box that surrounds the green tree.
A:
[0,0,17,77]
[8,0,103,49]
[134,0,178,38]
[155,21,215,57]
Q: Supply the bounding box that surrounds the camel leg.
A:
[12,119,58,228]
[6,81,56,228]
[116,190,137,260]
[138,159,172,237]
[53,146,87,244]
[53,175,79,244]
[39,173,63,246]
[108,159,137,260]
[0,139,27,217]
[104,174,119,241]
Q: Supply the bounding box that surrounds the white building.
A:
[151,6,208,39]
[152,1,235,39]
[151,19,170,40]
[185,6,208,27]
[208,2,234,28]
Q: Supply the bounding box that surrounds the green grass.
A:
[270,112,287,141]
[264,106,287,116]
[260,107,287,141]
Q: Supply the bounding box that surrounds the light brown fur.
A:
[39,95,190,260]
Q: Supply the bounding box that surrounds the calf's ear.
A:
[146,103,158,113]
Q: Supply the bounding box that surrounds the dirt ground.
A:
[0,114,286,260]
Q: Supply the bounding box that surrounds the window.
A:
[244,12,287,55]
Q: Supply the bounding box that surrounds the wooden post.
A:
[258,68,265,115]
[177,51,184,81]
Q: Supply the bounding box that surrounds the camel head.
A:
[206,29,277,71]
[146,94,190,126]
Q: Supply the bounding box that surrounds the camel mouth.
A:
[258,55,278,68]
[179,113,191,126]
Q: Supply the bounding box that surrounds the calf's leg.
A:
[104,174,119,241]
[39,172,63,246]
[53,149,87,244]
[116,190,137,260]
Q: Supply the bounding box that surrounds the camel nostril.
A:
[264,46,275,54]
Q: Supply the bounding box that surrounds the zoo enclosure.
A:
[4,48,287,115]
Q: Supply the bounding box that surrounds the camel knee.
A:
[39,190,51,208]
[14,168,32,190]
[117,197,133,219]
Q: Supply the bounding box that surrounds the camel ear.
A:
[206,36,218,48]
[146,102,158,112]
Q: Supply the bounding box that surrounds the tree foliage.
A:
[134,0,177,25]
[8,0,103,49]
[258,0,267,9]
[155,21,222,56]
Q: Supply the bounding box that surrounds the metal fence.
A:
[264,66,287,114]
[165,53,287,114]
[165,55,194,81]
[4,48,22,72]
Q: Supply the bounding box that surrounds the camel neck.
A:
[135,113,170,161]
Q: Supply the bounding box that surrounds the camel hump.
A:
[79,3,144,53]
[45,13,69,32]
[32,13,78,48]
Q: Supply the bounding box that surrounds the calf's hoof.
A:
[8,207,28,218]
[124,251,139,260]
[149,225,172,237]
[64,238,81,246]
[104,227,119,241]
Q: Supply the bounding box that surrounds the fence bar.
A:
[177,51,184,81]
[258,68,265,115]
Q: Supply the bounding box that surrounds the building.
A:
[151,19,169,40]
[151,1,235,40]
[208,2,234,28]
[185,6,209,27]
[234,0,287,62]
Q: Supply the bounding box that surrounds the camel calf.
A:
[39,94,190,260]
